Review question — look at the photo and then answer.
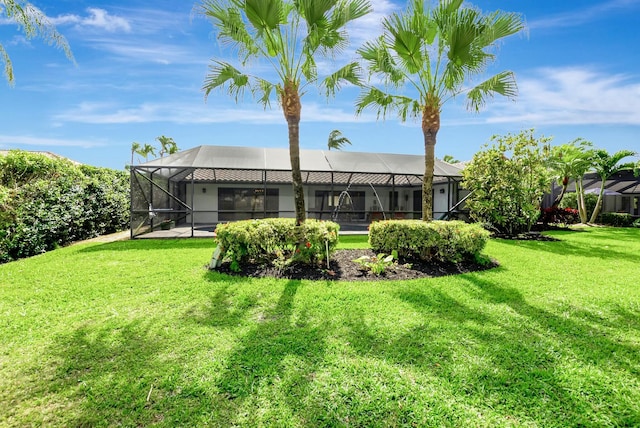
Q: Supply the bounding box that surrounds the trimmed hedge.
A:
[213,218,340,271]
[0,151,129,263]
[369,220,490,263]
[599,212,636,227]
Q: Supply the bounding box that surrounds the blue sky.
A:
[1,0,639,169]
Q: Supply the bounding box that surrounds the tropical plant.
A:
[462,130,551,236]
[130,142,141,165]
[442,154,459,164]
[156,135,179,157]
[546,139,594,210]
[327,129,351,151]
[356,0,524,220]
[352,250,398,275]
[1,0,74,85]
[588,149,636,223]
[199,0,372,226]
[139,143,156,162]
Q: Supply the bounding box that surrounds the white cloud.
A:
[0,134,104,148]
[528,0,640,30]
[52,100,376,125]
[481,67,640,126]
[51,8,131,33]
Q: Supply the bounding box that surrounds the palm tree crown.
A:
[327,130,352,151]
[199,0,371,225]
[356,0,524,220]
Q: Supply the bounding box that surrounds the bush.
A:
[599,213,635,227]
[368,220,490,263]
[559,192,598,219]
[0,151,130,263]
[540,207,580,226]
[633,218,640,228]
[213,218,340,271]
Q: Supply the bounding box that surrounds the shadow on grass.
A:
[343,277,639,426]
[25,320,166,427]
[494,235,640,263]
[184,279,328,425]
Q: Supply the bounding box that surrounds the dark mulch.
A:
[214,249,499,282]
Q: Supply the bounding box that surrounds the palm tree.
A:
[156,135,178,158]
[1,0,74,85]
[140,143,156,162]
[588,149,636,223]
[130,142,141,165]
[547,139,594,209]
[356,0,524,220]
[442,154,459,164]
[327,130,352,151]
[198,0,372,226]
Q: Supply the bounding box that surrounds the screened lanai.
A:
[130,145,464,238]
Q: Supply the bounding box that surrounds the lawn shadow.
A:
[18,320,166,426]
[187,279,328,425]
[343,276,640,426]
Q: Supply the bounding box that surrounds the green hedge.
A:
[599,212,636,227]
[213,218,340,271]
[0,151,129,263]
[368,220,490,263]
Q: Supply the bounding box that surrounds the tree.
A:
[327,129,351,151]
[356,0,524,220]
[139,143,156,161]
[156,135,179,157]
[462,130,551,236]
[546,139,594,209]
[588,149,636,223]
[130,142,141,165]
[1,0,74,85]
[199,0,371,226]
[442,154,459,164]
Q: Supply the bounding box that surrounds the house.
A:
[129,145,466,238]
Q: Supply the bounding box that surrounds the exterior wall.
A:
[185,182,457,224]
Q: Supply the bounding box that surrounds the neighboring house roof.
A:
[134,145,463,186]
[562,171,640,195]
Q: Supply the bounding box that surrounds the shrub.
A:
[633,218,640,228]
[560,192,598,219]
[213,218,340,271]
[599,213,635,227]
[368,220,490,263]
[540,207,579,226]
[462,130,551,236]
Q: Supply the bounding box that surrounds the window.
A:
[314,190,365,220]
[218,187,278,221]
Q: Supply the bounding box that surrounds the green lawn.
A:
[1,228,639,427]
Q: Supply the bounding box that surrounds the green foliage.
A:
[214,218,340,271]
[0,151,129,263]
[599,213,636,227]
[462,130,552,235]
[633,218,640,228]
[368,220,490,263]
[352,250,398,275]
[559,192,598,218]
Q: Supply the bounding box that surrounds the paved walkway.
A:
[72,230,130,245]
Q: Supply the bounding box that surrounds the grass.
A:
[0,228,639,427]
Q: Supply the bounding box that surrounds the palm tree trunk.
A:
[282,81,306,226]
[576,178,588,223]
[421,103,440,221]
[589,180,606,223]
[551,176,569,209]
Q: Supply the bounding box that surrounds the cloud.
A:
[0,134,104,149]
[528,0,640,31]
[52,100,376,125]
[51,8,131,33]
[481,67,640,126]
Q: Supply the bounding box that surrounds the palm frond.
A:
[466,70,517,112]
[203,60,251,101]
[355,87,420,121]
[384,14,423,74]
[357,38,405,85]
[200,0,258,61]
[252,78,277,108]
[0,45,13,84]
[321,62,362,97]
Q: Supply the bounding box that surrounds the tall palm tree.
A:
[547,139,594,209]
[327,129,351,151]
[1,0,74,85]
[130,141,141,165]
[198,0,372,226]
[140,143,156,162]
[588,149,636,223]
[356,0,524,220]
[156,135,178,158]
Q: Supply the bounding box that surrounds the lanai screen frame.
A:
[130,145,464,238]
